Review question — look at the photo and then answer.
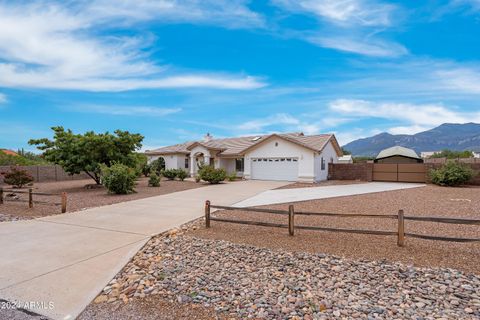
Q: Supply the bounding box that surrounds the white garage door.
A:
[251,158,299,181]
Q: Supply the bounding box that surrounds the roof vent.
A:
[251,136,261,141]
[203,133,213,142]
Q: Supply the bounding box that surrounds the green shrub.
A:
[198,165,226,184]
[150,158,165,175]
[430,161,475,186]
[194,175,201,183]
[2,166,34,188]
[176,169,188,181]
[227,172,237,181]
[130,153,148,177]
[162,168,177,180]
[100,163,137,194]
[142,163,151,177]
[148,172,160,187]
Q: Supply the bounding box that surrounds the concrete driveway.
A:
[0,180,287,320]
[233,182,426,207]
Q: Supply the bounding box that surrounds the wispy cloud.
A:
[0,1,266,92]
[88,0,265,28]
[272,0,404,57]
[68,105,182,117]
[329,99,480,133]
[308,36,408,57]
[0,93,6,104]
[273,0,395,27]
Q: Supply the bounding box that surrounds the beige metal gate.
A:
[373,164,425,183]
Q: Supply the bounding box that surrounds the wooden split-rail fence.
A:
[0,187,67,213]
[204,201,480,246]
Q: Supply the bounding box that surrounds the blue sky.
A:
[1,0,480,151]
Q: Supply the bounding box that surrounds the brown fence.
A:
[0,187,67,213]
[329,162,480,185]
[204,201,480,246]
[0,165,90,184]
[373,163,426,183]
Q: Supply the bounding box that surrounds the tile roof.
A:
[145,133,339,157]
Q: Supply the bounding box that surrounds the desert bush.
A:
[227,172,237,181]
[100,163,137,194]
[176,169,188,181]
[430,161,475,186]
[198,165,226,184]
[141,163,151,177]
[148,172,160,187]
[162,168,177,180]
[2,166,34,188]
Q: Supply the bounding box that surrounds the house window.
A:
[185,157,189,169]
[321,157,326,170]
[235,158,244,171]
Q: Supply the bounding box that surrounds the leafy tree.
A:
[430,149,473,159]
[29,127,143,184]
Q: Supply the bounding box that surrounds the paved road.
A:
[233,182,425,207]
[0,180,288,320]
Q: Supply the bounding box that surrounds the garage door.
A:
[251,158,299,181]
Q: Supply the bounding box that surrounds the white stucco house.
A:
[145,132,343,182]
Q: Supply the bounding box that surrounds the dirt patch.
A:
[189,184,480,274]
[0,178,205,221]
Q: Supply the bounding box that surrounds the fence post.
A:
[28,188,33,208]
[205,200,211,228]
[61,192,67,213]
[0,188,3,205]
[397,209,405,247]
[288,204,295,236]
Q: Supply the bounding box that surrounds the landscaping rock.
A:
[99,235,480,319]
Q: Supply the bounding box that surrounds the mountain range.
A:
[342,123,480,157]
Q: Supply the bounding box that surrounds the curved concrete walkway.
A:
[0,180,288,320]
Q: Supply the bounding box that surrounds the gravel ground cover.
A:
[191,184,480,274]
[0,177,204,222]
[80,295,235,320]
[83,234,480,319]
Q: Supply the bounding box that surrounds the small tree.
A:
[100,163,137,194]
[176,169,188,181]
[148,172,160,187]
[2,166,34,188]
[198,165,226,184]
[29,127,143,185]
[430,161,475,186]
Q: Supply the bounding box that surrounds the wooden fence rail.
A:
[205,201,480,246]
[0,188,67,213]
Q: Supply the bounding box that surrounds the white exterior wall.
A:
[147,154,183,170]
[218,158,236,174]
[244,137,315,182]
[314,141,338,181]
